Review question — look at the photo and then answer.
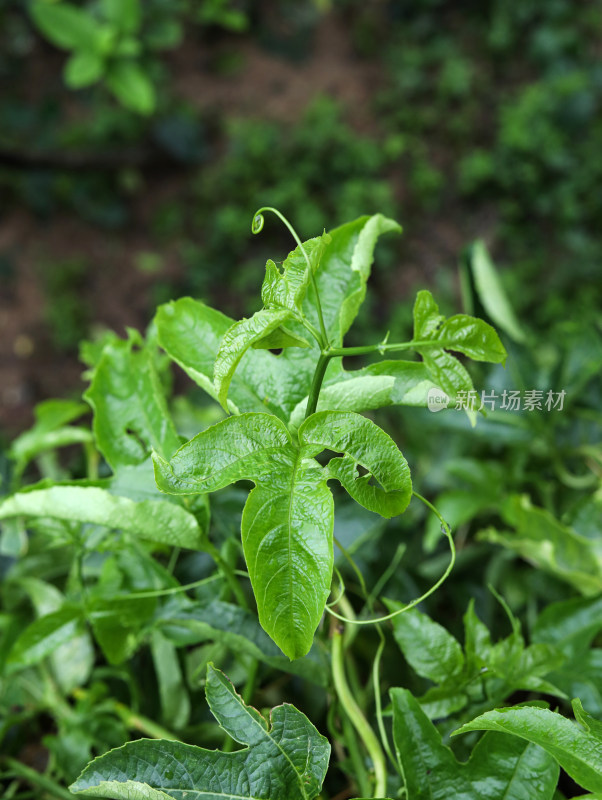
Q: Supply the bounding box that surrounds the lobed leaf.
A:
[70,663,330,800]
[214,308,298,411]
[300,411,412,517]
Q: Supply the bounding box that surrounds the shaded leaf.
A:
[392,687,558,799]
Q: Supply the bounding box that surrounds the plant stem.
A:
[327,339,437,358]
[331,624,388,798]
[305,352,331,419]
[2,758,76,800]
[206,541,248,610]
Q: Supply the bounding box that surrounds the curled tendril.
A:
[251,212,265,235]
[326,491,455,626]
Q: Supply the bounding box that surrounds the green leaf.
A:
[101,0,141,33]
[8,605,83,668]
[64,49,105,88]
[288,360,438,427]
[157,598,329,685]
[70,663,330,799]
[386,603,465,683]
[155,298,304,420]
[0,486,205,549]
[106,60,155,114]
[214,308,297,411]
[479,495,602,595]
[242,459,333,660]
[392,687,559,799]
[299,214,401,345]
[30,2,100,51]
[261,233,330,313]
[437,315,508,363]
[9,399,91,471]
[412,290,507,425]
[300,411,412,517]
[468,241,527,343]
[454,699,602,793]
[150,631,190,730]
[154,412,334,659]
[153,412,293,495]
[250,324,310,350]
[85,332,180,471]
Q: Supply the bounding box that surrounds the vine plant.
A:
[152,207,506,663]
[12,210,600,799]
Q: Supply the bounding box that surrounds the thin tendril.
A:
[373,626,397,772]
[325,491,455,625]
[333,535,368,600]
[251,206,329,347]
[107,570,250,601]
[328,565,346,606]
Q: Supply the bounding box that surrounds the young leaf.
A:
[288,360,438,427]
[308,214,402,343]
[261,233,330,313]
[454,699,602,794]
[411,290,506,422]
[214,308,300,411]
[0,486,205,549]
[155,298,304,419]
[106,60,156,115]
[300,411,412,517]
[85,332,180,471]
[392,687,559,799]
[70,663,330,800]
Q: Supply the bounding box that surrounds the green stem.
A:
[332,625,388,798]
[327,339,439,358]
[2,758,75,800]
[252,206,329,347]
[305,352,331,419]
[373,627,397,773]
[113,701,181,740]
[206,541,249,610]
